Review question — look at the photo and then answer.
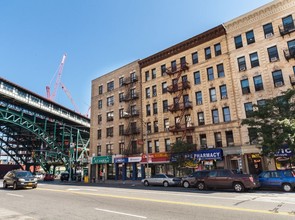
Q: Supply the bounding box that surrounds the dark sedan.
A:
[3,170,38,190]
[181,170,210,188]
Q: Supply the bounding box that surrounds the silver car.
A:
[141,174,181,187]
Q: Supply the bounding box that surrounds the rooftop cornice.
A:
[224,0,295,32]
[139,25,225,68]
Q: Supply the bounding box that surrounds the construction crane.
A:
[46,53,67,100]
[60,82,80,113]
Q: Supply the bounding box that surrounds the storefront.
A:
[193,148,223,170]
[274,147,294,170]
[91,155,112,181]
[141,153,171,177]
[114,156,143,180]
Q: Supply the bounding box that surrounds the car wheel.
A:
[183,181,190,188]
[282,183,293,192]
[13,182,18,190]
[163,181,169,187]
[32,185,37,189]
[144,180,149,186]
[197,182,205,190]
[3,181,7,189]
[233,182,245,192]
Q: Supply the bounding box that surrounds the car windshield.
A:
[16,172,33,178]
[166,174,175,178]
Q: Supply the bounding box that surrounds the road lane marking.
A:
[6,193,24,198]
[37,188,294,216]
[95,208,147,219]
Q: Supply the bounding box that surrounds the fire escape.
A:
[121,73,141,156]
[166,60,195,142]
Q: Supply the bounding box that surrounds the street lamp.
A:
[123,111,150,178]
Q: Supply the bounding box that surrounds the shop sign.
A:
[251,154,261,159]
[128,157,142,163]
[142,153,169,163]
[274,147,293,157]
[92,156,112,164]
[194,149,223,160]
[114,157,128,163]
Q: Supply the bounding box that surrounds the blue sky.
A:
[0,0,272,115]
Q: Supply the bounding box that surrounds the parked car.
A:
[60,172,70,181]
[34,172,45,180]
[141,174,181,187]
[258,170,295,192]
[43,173,55,181]
[181,170,210,188]
[3,170,38,190]
[197,169,260,192]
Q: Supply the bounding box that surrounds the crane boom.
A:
[60,82,80,113]
[47,54,67,100]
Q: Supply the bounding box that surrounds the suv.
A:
[3,170,38,190]
[197,169,260,192]
[181,170,210,188]
[60,172,70,181]
[258,170,295,192]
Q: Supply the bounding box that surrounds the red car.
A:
[43,173,54,181]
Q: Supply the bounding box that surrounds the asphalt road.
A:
[0,180,295,220]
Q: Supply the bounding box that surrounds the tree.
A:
[170,140,196,175]
[242,89,295,156]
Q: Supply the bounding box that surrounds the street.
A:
[0,180,295,220]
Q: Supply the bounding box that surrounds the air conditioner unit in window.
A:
[222,95,228,99]
[198,101,203,105]
[271,57,278,62]
[265,33,273,38]
[240,67,246,71]
[275,81,283,87]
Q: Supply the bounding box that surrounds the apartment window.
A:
[107,81,114,92]
[146,122,151,134]
[161,64,166,76]
[162,82,167,94]
[165,139,171,152]
[194,71,201,85]
[119,92,124,103]
[248,128,258,145]
[180,56,186,68]
[257,99,266,107]
[119,125,124,136]
[220,85,227,99]
[214,43,221,56]
[192,52,198,64]
[226,130,234,146]
[119,143,125,155]
[153,103,158,115]
[97,145,101,155]
[205,47,211,59]
[244,102,253,118]
[97,114,102,124]
[119,108,124,119]
[98,85,103,95]
[171,60,177,72]
[106,111,114,121]
[222,107,231,122]
[97,129,101,140]
[130,88,137,99]
[282,15,294,31]
[107,96,114,106]
[164,119,169,131]
[263,23,274,38]
[163,100,168,112]
[119,77,124,87]
[106,144,113,155]
[131,141,137,154]
[145,71,150,81]
[146,104,151,116]
[217,63,224,78]
[293,66,295,74]
[152,68,156,79]
[272,70,284,87]
[212,109,219,124]
[147,141,152,153]
[130,72,136,82]
[234,35,243,49]
[207,67,214,81]
[214,132,222,148]
[241,79,250,94]
[198,112,205,126]
[154,121,159,133]
[200,134,207,148]
[253,75,264,91]
[246,30,255,44]
[237,56,246,71]
[268,46,279,62]
[145,87,150,98]
[98,100,102,109]
[106,127,113,137]
[152,85,157,97]
[195,91,203,105]
[209,88,217,102]
[250,52,259,68]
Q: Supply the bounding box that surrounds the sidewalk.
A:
[64,179,143,187]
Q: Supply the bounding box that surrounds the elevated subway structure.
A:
[0,77,90,174]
